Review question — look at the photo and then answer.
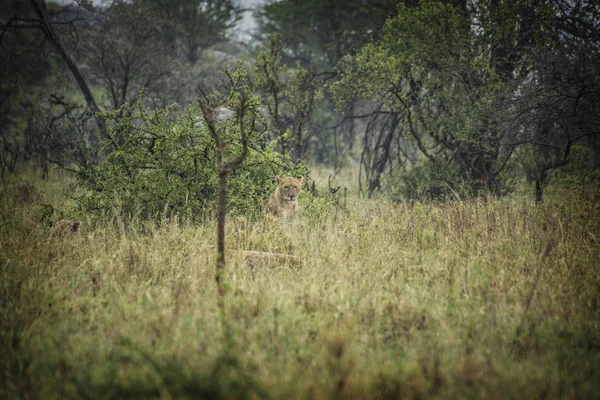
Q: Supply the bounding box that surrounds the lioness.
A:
[266,176,303,219]
[50,219,79,238]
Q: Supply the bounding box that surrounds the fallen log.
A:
[242,250,302,267]
[203,245,302,267]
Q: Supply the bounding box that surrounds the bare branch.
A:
[224,97,249,171]
[197,88,220,143]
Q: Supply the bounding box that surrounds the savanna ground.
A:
[1,168,599,399]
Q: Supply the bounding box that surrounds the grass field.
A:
[1,170,599,399]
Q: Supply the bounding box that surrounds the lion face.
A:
[276,176,303,202]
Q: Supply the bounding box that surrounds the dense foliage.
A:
[75,94,305,221]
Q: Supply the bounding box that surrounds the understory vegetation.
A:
[1,170,599,399]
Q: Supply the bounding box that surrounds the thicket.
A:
[73,91,305,222]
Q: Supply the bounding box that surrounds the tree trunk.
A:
[216,168,227,301]
[198,78,250,312]
[535,141,572,202]
[29,0,106,143]
[368,114,398,198]
[187,45,199,65]
[535,169,546,203]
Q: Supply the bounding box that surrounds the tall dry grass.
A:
[1,171,599,399]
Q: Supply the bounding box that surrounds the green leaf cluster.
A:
[75,92,304,222]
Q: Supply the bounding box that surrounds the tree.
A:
[256,0,406,68]
[255,34,318,162]
[0,0,45,178]
[506,26,600,201]
[0,0,106,137]
[255,0,406,168]
[72,0,183,116]
[142,0,242,64]
[197,69,258,305]
[331,0,556,198]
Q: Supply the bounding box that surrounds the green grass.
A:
[1,170,599,399]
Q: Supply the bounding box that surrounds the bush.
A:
[385,159,474,202]
[74,98,305,222]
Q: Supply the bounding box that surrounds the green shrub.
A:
[74,98,305,222]
[385,159,474,202]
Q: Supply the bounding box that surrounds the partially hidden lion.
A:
[266,176,303,219]
[50,219,79,238]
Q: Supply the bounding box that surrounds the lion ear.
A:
[296,176,304,183]
[275,175,282,184]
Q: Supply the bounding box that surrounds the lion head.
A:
[276,176,303,202]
